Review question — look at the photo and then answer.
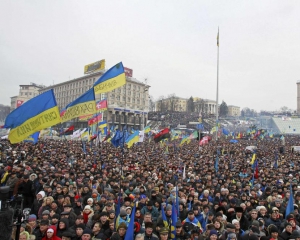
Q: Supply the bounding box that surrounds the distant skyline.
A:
[1,1,300,112]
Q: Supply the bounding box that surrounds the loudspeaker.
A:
[0,209,14,240]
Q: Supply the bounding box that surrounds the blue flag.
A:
[222,128,229,135]
[215,157,219,173]
[24,131,40,144]
[170,203,177,239]
[286,184,294,217]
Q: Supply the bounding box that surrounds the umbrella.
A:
[230,139,238,143]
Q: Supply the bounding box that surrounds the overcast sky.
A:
[1,1,300,112]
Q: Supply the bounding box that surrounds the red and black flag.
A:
[60,125,74,136]
[154,128,170,143]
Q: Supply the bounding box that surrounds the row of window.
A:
[20,92,38,96]
[56,78,97,91]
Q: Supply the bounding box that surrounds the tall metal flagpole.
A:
[216,27,220,141]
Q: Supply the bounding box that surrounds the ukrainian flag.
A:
[94,62,126,94]
[161,205,170,228]
[144,126,150,134]
[61,88,96,123]
[5,90,60,144]
[125,131,139,148]
[98,120,107,129]
[180,136,190,145]
[81,128,89,140]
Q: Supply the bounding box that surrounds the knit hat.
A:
[120,209,127,217]
[37,191,45,198]
[210,230,218,237]
[28,214,37,221]
[166,205,172,211]
[82,228,92,236]
[84,205,91,210]
[42,210,50,215]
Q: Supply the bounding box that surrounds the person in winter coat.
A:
[42,225,61,240]
[278,222,292,240]
[31,191,46,216]
[82,205,94,224]
[141,201,159,222]
[56,218,70,238]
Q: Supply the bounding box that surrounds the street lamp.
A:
[142,86,149,130]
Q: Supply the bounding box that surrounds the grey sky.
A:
[1,1,300,112]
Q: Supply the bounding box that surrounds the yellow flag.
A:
[250,153,256,165]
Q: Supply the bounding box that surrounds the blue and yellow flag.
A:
[5,90,60,144]
[94,62,126,94]
[61,88,96,123]
[180,136,190,145]
[161,204,169,228]
[98,120,107,129]
[144,126,151,134]
[171,204,177,239]
[125,131,139,148]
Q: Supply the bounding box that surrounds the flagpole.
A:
[216,27,220,141]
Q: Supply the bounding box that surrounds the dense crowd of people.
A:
[148,111,203,128]
[1,132,300,240]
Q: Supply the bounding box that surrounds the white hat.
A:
[232,219,239,225]
[84,205,91,210]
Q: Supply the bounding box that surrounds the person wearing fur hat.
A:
[141,222,159,240]
[110,222,128,240]
[227,207,250,231]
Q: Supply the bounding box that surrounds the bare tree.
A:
[148,95,156,112]
[156,95,166,112]
[0,104,10,122]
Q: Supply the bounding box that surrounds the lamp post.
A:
[142,86,149,130]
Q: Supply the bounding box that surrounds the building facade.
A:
[194,99,217,115]
[39,71,150,130]
[227,105,241,117]
[10,83,44,111]
[155,96,188,112]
